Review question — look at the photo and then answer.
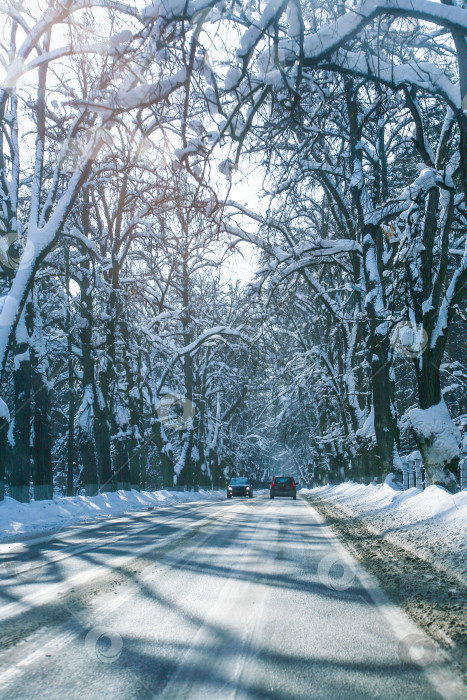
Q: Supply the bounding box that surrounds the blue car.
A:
[227,477,253,499]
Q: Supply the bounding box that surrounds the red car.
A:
[270,476,297,500]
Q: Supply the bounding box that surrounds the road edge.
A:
[300,495,466,700]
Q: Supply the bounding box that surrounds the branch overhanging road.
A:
[0,496,464,700]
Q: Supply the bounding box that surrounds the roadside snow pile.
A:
[409,400,461,477]
[301,482,467,585]
[0,488,225,542]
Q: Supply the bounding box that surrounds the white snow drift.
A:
[301,481,467,586]
[0,488,225,542]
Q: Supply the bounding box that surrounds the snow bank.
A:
[409,400,461,472]
[301,481,467,585]
[0,488,226,542]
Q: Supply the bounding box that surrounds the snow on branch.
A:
[299,0,467,69]
[156,326,248,395]
[430,249,467,349]
[225,201,362,259]
[177,326,246,357]
[1,1,142,94]
[364,167,448,226]
[100,69,189,114]
[323,50,460,110]
[0,130,105,377]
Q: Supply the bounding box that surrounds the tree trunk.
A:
[371,347,400,480]
[353,441,375,484]
[411,319,460,488]
[80,437,98,496]
[113,433,131,491]
[78,385,98,497]
[77,307,98,496]
[416,355,442,410]
[122,319,142,490]
[140,448,147,491]
[177,252,195,487]
[176,427,194,488]
[10,328,32,502]
[77,198,98,497]
[127,430,141,491]
[410,348,460,490]
[211,452,221,488]
[0,401,9,500]
[66,356,76,497]
[443,0,467,207]
[344,80,401,480]
[95,298,118,493]
[138,368,146,490]
[193,437,206,489]
[363,224,400,480]
[93,390,116,492]
[153,418,174,488]
[66,251,76,497]
[31,347,53,501]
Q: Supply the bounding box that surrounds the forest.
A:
[0,0,466,502]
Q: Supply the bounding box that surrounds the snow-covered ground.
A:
[0,488,226,543]
[301,482,467,586]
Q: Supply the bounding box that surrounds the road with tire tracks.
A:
[0,494,464,699]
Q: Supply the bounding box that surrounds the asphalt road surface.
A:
[0,495,464,700]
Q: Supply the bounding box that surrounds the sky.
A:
[0,0,266,289]
[221,163,266,285]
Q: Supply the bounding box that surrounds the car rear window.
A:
[230,478,249,485]
[274,477,294,484]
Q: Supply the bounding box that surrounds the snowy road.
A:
[0,495,464,700]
